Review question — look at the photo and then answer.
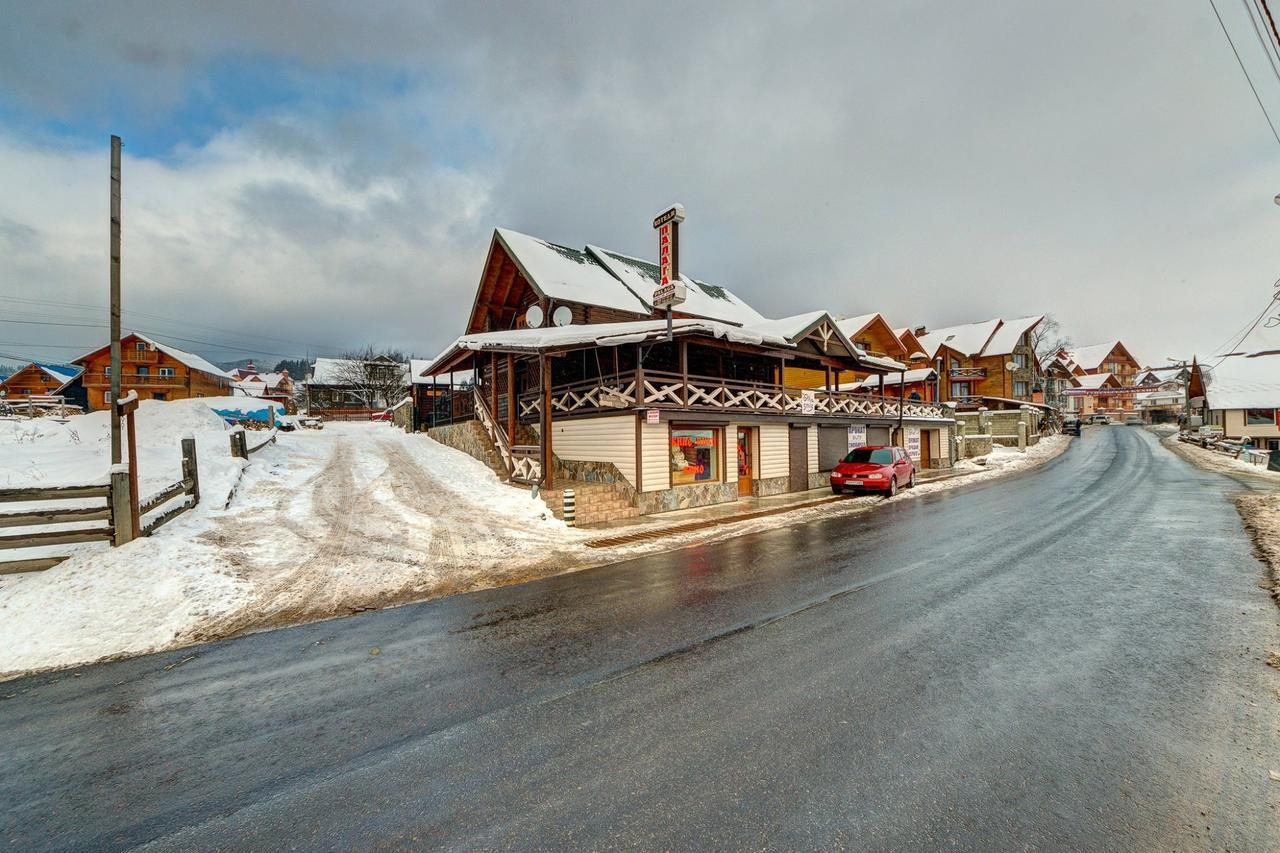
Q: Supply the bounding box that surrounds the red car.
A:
[830,445,915,497]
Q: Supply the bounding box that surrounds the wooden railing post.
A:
[181,434,200,505]
[229,429,248,459]
[110,465,133,546]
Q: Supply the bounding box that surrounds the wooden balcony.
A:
[82,373,183,387]
[517,371,946,421]
[124,350,159,363]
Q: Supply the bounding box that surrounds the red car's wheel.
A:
[887,476,898,498]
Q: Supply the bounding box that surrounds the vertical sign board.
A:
[905,426,922,461]
[847,424,867,451]
[800,389,816,415]
[651,204,687,310]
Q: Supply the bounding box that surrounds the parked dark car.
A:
[830,446,915,497]
[1063,417,1082,436]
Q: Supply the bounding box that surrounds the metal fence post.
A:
[110,464,133,546]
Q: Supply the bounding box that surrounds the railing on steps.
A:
[474,387,542,485]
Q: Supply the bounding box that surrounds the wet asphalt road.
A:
[2,426,1279,850]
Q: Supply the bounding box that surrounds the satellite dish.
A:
[552,305,573,327]
[525,304,544,328]
[1006,361,1019,371]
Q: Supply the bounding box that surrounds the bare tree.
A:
[332,345,410,410]
[1030,314,1072,364]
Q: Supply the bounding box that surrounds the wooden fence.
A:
[0,436,202,574]
[139,436,201,536]
[229,428,277,459]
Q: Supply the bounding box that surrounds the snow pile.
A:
[0,422,579,678]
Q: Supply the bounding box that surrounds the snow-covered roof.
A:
[982,315,1043,355]
[497,229,649,315]
[310,357,409,386]
[916,319,1001,358]
[746,310,828,338]
[1073,372,1117,390]
[426,318,796,374]
[835,313,881,338]
[34,362,81,384]
[839,367,937,391]
[1200,353,1280,410]
[585,244,767,326]
[409,359,474,385]
[1065,341,1130,371]
[71,333,233,380]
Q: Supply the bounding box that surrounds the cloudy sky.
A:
[2,1,1280,370]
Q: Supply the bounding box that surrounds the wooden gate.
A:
[788,427,808,492]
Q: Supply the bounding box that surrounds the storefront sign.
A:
[652,281,687,308]
[847,424,867,450]
[800,389,816,415]
[1062,384,1166,398]
[905,426,921,461]
[646,408,661,424]
[652,204,685,302]
[670,426,719,485]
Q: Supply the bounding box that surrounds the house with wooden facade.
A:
[0,362,85,409]
[305,356,409,419]
[231,364,298,413]
[1055,341,1144,416]
[421,226,957,520]
[72,333,233,411]
[913,316,1045,410]
[1188,323,1280,452]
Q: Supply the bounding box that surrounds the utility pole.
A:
[109,135,122,465]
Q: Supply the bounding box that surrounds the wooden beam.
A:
[541,355,553,486]
[506,353,516,441]
[0,556,69,575]
[0,484,109,503]
[0,506,111,528]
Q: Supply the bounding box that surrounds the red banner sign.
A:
[1062,383,1170,398]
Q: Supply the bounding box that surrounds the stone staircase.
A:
[540,479,641,526]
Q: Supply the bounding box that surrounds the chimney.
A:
[914,325,927,337]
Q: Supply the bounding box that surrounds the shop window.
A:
[1246,408,1276,425]
[670,426,720,486]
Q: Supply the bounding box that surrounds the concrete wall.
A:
[550,414,637,488]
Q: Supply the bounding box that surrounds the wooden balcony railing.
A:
[82,373,183,387]
[124,350,159,363]
[519,371,945,421]
[949,367,986,379]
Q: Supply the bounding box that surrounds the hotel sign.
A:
[652,204,686,307]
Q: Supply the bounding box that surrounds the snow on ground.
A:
[0,410,577,678]
[1161,434,1280,484]
[0,404,1071,679]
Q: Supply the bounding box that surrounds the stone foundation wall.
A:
[426,420,504,476]
[633,481,739,514]
[554,457,630,486]
[807,471,829,490]
[755,475,791,497]
[956,434,994,458]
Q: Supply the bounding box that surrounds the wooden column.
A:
[541,355,552,485]
[635,343,645,408]
[506,353,516,440]
[490,352,498,421]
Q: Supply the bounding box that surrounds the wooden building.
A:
[422,227,957,519]
[231,365,298,413]
[914,316,1044,410]
[0,362,85,409]
[72,333,233,411]
[304,356,408,419]
[1188,351,1280,451]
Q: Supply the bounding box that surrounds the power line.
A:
[1243,0,1280,86]
[1210,0,1280,147]
[0,294,341,353]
